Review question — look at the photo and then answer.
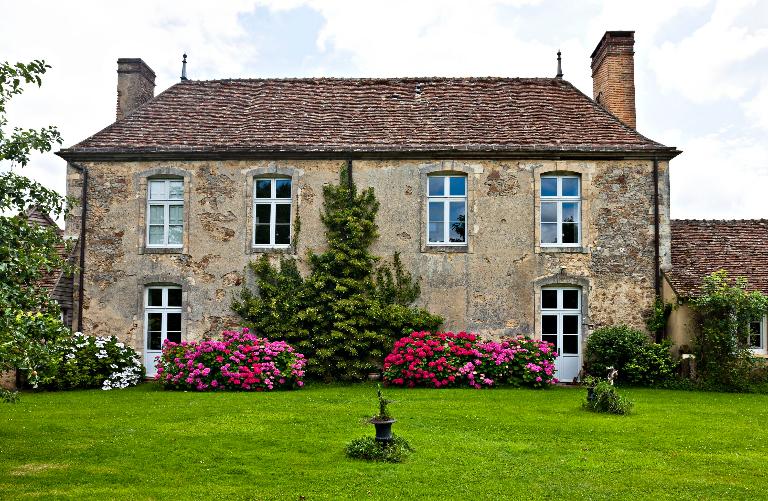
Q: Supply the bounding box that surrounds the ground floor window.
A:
[541,287,581,381]
[749,316,766,355]
[144,285,182,375]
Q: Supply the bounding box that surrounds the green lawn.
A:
[1,384,768,500]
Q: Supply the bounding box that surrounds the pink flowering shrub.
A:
[383,332,557,389]
[155,328,306,391]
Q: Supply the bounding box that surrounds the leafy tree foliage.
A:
[691,270,768,391]
[234,169,442,381]
[0,60,70,385]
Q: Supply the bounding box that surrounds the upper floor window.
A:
[541,175,580,246]
[427,175,466,245]
[254,177,291,247]
[749,316,766,355]
[147,179,184,248]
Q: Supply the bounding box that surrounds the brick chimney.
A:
[116,58,155,121]
[590,31,636,129]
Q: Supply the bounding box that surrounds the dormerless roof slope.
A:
[58,77,679,161]
[667,220,768,298]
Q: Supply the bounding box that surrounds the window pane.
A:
[275,224,290,245]
[428,222,443,243]
[563,315,579,334]
[149,205,164,224]
[562,177,579,197]
[542,290,557,309]
[168,225,183,245]
[275,179,291,199]
[147,312,162,332]
[541,178,557,197]
[542,315,557,335]
[275,204,291,224]
[541,223,557,244]
[562,223,579,244]
[148,225,164,245]
[147,289,163,307]
[449,177,466,196]
[167,288,182,307]
[169,181,184,199]
[254,225,270,245]
[255,204,271,225]
[428,201,444,222]
[562,290,579,310]
[750,322,762,348]
[255,179,272,198]
[167,313,181,332]
[542,335,558,350]
[541,202,557,223]
[563,335,579,354]
[167,331,181,344]
[148,331,162,350]
[449,220,465,243]
[562,202,579,223]
[449,200,465,223]
[428,177,445,196]
[149,181,166,200]
[169,205,183,225]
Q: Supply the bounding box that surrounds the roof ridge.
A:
[181,76,563,84]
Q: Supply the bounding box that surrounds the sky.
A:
[1,0,766,220]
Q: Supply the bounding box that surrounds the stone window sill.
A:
[142,247,184,255]
[422,245,469,254]
[537,246,588,254]
[250,246,295,255]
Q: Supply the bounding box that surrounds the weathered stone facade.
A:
[65,157,671,360]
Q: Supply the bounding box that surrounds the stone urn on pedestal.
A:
[369,385,396,442]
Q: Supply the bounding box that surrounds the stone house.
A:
[57,31,680,381]
[664,220,768,356]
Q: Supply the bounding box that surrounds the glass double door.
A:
[541,288,581,382]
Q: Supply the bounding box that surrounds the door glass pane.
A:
[255,179,272,198]
[275,179,291,198]
[542,335,558,350]
[255,204,271,225]
[541,223,557,244]
[449,177,466,196]
[541,202,557,223]
[428,177,445,196]
[275,204,291,224]
[149,181,166,200]
[561,178,579,197]
[428,222,443,243]
[562,223,578,244]
[149,205,164,224]
[541,178,557,197]
[563,315,579,334]
[428,202,444,222]
[167,331,181,344]
[147,289,163,307]
[562,290,579,310]
[148,313,162,331]
[167,313,181,332]
[167,288,182,307]
[148,331,162,350]
[542,315,557,335]
[563,335,579,354]
[542,290,557,309]
[148,225,164,245]
[254,225,270,245]
[562,202,579,223]
[169,205,183,224]
[168,225,183,245]
[169,181,184,199]
[275,224,290,245]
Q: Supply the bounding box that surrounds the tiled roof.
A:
[667,219,768,298]
[59,77,678,159]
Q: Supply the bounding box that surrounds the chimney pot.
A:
[116,58,156,121]
[590,31,636,129]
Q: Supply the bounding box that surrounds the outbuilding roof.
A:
[58,77,678,161]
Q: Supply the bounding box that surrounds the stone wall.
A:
[65,157,669,357]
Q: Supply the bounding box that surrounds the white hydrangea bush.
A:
[53,332,145,390]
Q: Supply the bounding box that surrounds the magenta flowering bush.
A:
[383,332,557,389]
[155,328,306,391]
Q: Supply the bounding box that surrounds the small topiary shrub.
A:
[345,435,413,463]
[583,379,633,415]
[156,328,306,391]
[382,332,557,389]
[39,332,144,390]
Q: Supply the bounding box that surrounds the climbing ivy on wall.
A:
[233,168,443,381]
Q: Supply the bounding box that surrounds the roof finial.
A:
[181,53,188,81]
[556,50,563,79]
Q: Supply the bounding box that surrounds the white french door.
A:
[144,286,182,377]
[541,287,582,382]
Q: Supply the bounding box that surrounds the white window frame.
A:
[253,177,292,249]
[749,315,767,355]
[427,175,467,246]
[146,179,184,248]
[540,175,581,247]
[144,285,183,351]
